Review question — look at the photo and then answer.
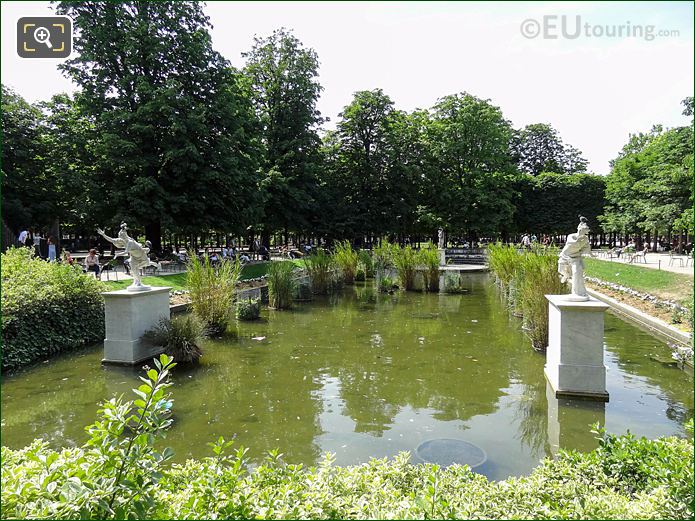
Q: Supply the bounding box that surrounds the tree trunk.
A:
[145,221,162,253]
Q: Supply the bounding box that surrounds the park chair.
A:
[668,251,685,267]
[630,250,647,264]
[101,259,120,281]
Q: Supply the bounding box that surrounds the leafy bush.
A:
[187,255,240,335]
[1,247,104,372]
[333,240,359,284]
[236,298,261,321]
[418,242,440,292]
[144,315,206,363]
[1,355,176,519]
[3,396,692,520]
[303,249,334,295]
[354,261,367,282]
[443,272,466,293]
[377,275,397,294]
[267,261,296,309]
[393,244,418,290]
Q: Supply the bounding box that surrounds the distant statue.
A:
[97,223,159,291]
[438,228,445,249]
[558,216,592,301]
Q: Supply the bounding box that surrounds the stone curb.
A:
[587,288,692,348]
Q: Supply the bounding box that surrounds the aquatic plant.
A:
[144,315,206,363]
[303,248,334,295]
[334,241,359,284]
[187,255,240,334]
[393,244,418,291]
[236,298,261,321]
[267,261,297,309]
[419,242,441,292]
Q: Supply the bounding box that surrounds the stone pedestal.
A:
[438,248,446,266]
[102,287,171,365]
[544,295,609,401]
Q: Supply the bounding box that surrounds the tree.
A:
[511,123,588,175]
[426,92,516,238]
[1,85,47,231]
[56,1,262,250]
[243,28,323,240]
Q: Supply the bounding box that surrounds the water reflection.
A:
[1,275,692,480]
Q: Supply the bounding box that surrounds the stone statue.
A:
[438,228,445,250]
[558,216,593,301]
[97,223,159,291]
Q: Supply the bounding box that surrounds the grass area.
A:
[584,258,693,304]
[100,261,279,292]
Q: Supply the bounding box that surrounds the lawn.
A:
[584,258,693,305]
[100,261,280,292]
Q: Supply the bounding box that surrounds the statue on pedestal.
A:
[558,216,593,301]
[438,228,445,250]
[97,223,159,291]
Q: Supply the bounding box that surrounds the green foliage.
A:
[511,122,588,176]
[418,242,440,292]
[356,285,377,305]
[443,272,466,294]
[236,298,261,321]
[1,355,176,519]
[144,316,206,363]
[393,244,418,291]
[377,276,397,294]
[333,241,359,284]
[487,243,521,290]
[3,413,692,519]
[303,249,334,295]
[357,249,375,277]
[373,239,396,273]
[515,250,568,350]
[267,261,297,309]
[1,247,104,372]
[186,256,241,334]
[294,281,314,301]
[354,262,367,282]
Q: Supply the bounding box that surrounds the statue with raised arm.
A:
[558,216,593,301]
[97,222,159,291]
[438,228,445,250]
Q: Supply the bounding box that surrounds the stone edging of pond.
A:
[587,288,692,363]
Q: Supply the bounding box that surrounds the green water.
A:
[2,274,692,480]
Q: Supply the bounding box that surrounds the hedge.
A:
[1,247,104,372]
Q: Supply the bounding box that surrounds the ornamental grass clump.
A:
[187,255,240,335]
[357,249,375,278]
[333,240,359,284]
[144,315,206,363]
[373,239,396,275]
[303,248,334,294]
[487,243,522,294]
[517,250,568,350]
[378,275,397,294]
[393,244,418,291]
[419,242,441,292]
[267,261,296,309]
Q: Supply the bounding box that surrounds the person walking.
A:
[47,236,57,262]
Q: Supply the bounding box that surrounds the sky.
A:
[2,1,693,175]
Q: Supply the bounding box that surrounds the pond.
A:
[2,274,692,481]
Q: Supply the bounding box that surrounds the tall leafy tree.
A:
[426,93,516,237]
[511,123,588,175]
[56,1,261,250]
[243,28,323,240]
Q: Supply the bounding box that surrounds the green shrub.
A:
[418,242,440,292]
[377,275,397,294]
[393,244,418,291]
[144,315,206,363]
[1,247,104,372]
[333,241,359,284]
[443,272,466,293]
[267,261,296,309]
[3,393,692,520]
[303,249,334,295]
[373,239,396,274]
[235,298,261,321]
[354,261,367,282]
[187,255,240,335]
[487,243,522,293]
[356,285,377,305]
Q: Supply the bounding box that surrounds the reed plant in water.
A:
[373,239,396,274]
[303,248,334,295]
[144,315,207,363]
[333,241,359,284]
[187,255,240,334]
[418,242,441,292]
[393,244,418,291]
[267,261,297,309]
[517,251,568,350]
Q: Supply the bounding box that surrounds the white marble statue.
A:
[558,216,593,301]
[438,228,445,250]
[97,223,159,291]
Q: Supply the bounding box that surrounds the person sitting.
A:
[84,249,101,280]
[258,245,270,261]
[62,250,75,265]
